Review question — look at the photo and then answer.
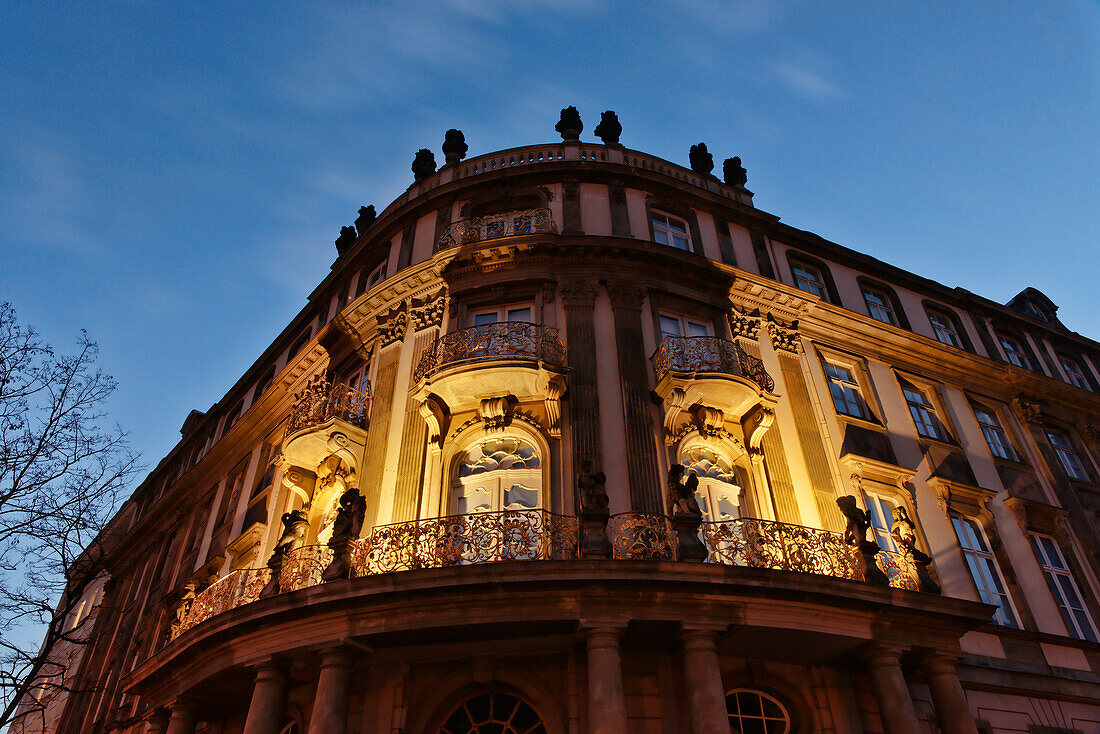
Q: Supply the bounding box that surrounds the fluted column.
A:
[920,653,978,734]
[582,626,628,734]
[681,629,729,734]
[865,647,920,734]
[242,658,290,734]
[143,709,169,734]
[164,700,197,734]
[307,646,355,734]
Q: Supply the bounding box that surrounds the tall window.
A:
[471,304,533,326]
[903,385,948,441]
[865,494,898,552]
[659,312,710,338]
[927,309,963,348]
[1046,431,1089,480]
[650,211,691,250]
[951,517,1019,627]
[973,406,1016,461]
[1030,534,1098,642]
[681,446,740,523]
[453,437,541,514]
[791,261,827,299]
[999,335,1031,369]
[1060,356,1092,391]
[862,287,898,326]
[823,363,872,420]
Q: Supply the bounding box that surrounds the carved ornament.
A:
[692,405,725,437]
[378,303,408,348]
[1011,396,1043,426]
[478,396,513,433]
[766,313,801,354]
[606,279,647,311]
[544,377,566,438]
[727,306,761,341]
[410,290,447,332]
[558,278,600,308]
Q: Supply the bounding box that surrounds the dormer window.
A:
[650,212,691,250]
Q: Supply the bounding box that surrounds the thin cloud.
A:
[773,61,848,101]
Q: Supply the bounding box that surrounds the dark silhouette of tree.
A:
[0,303,137,729]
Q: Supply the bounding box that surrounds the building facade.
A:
[18,114,1100,734]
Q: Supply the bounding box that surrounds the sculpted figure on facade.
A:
[412,148,437,182]
[260,509,310,598]
[442,128,469,165]
[355,204,376,234]
[688,142,714,177]
[593,110,622,145]
[555,106,582,142]
[335,225,357,255]
[723,156,748,188]
[169,583,197,638]
[577,461,611,559]
[836,496,888,586]
[322,486,367,582]
[578,461,609,514]
[668,466,706,562]
[890,506,942,594]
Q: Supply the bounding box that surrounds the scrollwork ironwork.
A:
[610,512,676,560]
[414,322,566,382]
[287,377,371,434]
[702,517,868,582]
[436,208,557,251]
[653,336,774,392]
[279,544,335,592]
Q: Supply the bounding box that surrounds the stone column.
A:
[681,629,729,734]
[582,626,629,734]
[865,647,920,734]
[144,710,169,734]
[164,700,197,734]
[242,658,290,734]
[307,646,355,734]
[920,653,978,734]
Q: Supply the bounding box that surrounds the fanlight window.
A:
[726,689,790,733]
[438,692,547,734]
[681,446,741,522]
[454,438,542,514]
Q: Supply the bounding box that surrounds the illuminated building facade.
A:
[20,113,1100,734]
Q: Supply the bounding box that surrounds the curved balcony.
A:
[654,335,774,392]
[286,380,371,434]
[435,207,557,251]
[415,322,566,382]
[282,379,371,480]
[168,511,926,645]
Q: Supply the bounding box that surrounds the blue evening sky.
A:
[2,2,1098,483]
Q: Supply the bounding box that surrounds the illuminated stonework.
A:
[20,126,1100,734]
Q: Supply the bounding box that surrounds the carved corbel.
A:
[544,377,566,438]
[419,397,448,452]
[765,313,801,354]
[1011,396,1044,426]
[558,278,600,309]
[478,396,513,433]
[692,405,725,437]
[726,306,761,341]
[743,405,775,456]
[933,483,951,519]
[409,289,447,332]
[377,302,409,348]
[662,387,687,441]
[282,467,316,507]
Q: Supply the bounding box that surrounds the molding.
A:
[765,313,801,354]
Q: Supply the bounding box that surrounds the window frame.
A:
[857,278,910,329]
[785,252,840,304]
[658,311,713,339]
[1045,430,1090,481]
[790,260,828,299]
[864,492,899,552]
[951,516,1020,627]
[901,380,952,443]
[1059,354,1092,391]
[971,403,1018,462]
[468,302,536,327]
[822,361,874,421]
[1030,533,1099,642]
[649,210,693,251]
[998,334,1032,370]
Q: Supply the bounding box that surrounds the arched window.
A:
[453,437,542,514]
[438,691,547,734]
[277,722,300,734]
[681,445,741,523]
[725,689,791,733]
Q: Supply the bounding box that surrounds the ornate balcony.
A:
[654,336,773,392]
[286,379,371,435]
[167,511,926,645]
[435,207,556,251]
[415,322,565,382]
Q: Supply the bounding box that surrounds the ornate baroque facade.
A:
[19,116,1100,734]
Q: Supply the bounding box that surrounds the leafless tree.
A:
[0,303,138,729]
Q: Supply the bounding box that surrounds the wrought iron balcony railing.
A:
[169,511,921,643]
[436,207,557,251]
[653,335,774,392]
[414,322,566,383]
[286,380,371,435]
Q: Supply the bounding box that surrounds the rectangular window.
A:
[865,495,898,552]
[973,406,1017,461]
[862,288,898,326]
[659,313,710,338]
[1030,534,1098,642]
[471,304,533,326]
[791,261,827,299]
[999,335,1031,369]
[952,517,1019,627]
[1046,431,1089,480]
[823,363,872,420]
[927,310,963,348]
[651,212,691,250]
[904,386,948,441]
[1061,357,1092,391]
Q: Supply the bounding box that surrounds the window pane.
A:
[506,307,531,322]
[659,315,682,336]
[653,228,670,245]
[686,321,709,337]
[672,235,690,250]
[474,312,498,325]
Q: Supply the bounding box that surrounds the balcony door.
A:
[452,437,542,514]
[681,446,741,524]
[471,304,533,326]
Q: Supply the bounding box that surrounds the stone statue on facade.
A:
[412,148,437,182]
[260,509,310,598]
[723,156,748,187]
[555,106,583,142]
[169,583,197,638]
[442,129,469,165]
[355,205,376,234]
[335,225,357,255]
[322,486,367,582]
[890,506,942,594]
[577,461,611,558]
[688,142,714,177]
[593,110,622,145]
[836,496,889,586]
[668,466,707,562]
